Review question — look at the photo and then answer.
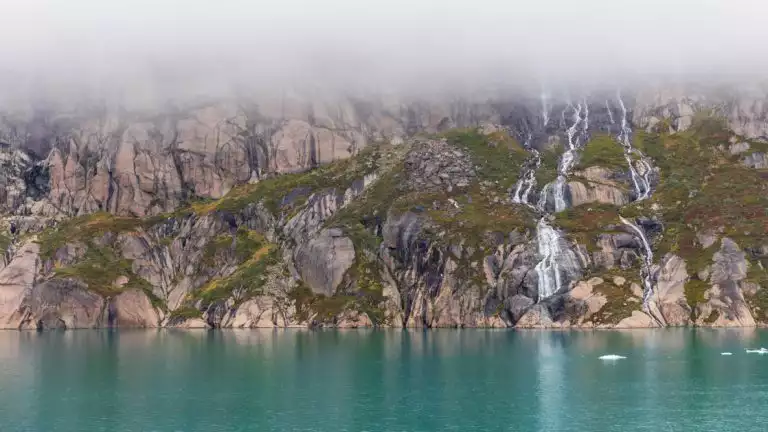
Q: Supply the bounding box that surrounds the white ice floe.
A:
[745,348,768,354]
[599,354,627,360]
[721,352,733,356]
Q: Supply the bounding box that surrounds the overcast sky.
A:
[0,0,766,106]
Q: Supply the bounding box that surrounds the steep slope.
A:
[1,88,768,329]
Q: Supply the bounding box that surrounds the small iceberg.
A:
[721,352,733,356]
[599,354,626,360]
[745,348,768,354]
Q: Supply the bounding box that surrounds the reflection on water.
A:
[537,332,564,432]
[0,329,767,431]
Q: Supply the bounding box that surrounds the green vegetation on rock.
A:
[426,185,535,242]
[0,233,10,252]
[577,133,627,171]
[633,114,768,271]
[684,278,710,315]
[442,129,527,190]
[195,230,278,305]
[555,204,622,252]
[38,212,145,260]
[52,245,153,299]
[591,285,639,324]
[199,145,384,215]
[745,262,768,322]
[288,282,358,324]
[168,306,203,320]
[535,145,562,187]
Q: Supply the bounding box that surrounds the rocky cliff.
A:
[1,86,768,329]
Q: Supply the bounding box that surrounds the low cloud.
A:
[1,0,767,107]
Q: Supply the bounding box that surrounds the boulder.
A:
[109,289,160,327]
[652,254,691,326]
[294,229,355,296]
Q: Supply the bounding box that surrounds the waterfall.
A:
[537,182,551,212]
[605,100,615,125]
[617,95,652,200]
[511,134,540,207]
[545,102,585,213]
[619,216,656,311]
[511,96,587,303]
[615,96,662,323]
[534,219,565,300]
[583,101,589,134]
[552,176,568,213]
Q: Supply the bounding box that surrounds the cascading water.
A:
[512,97,590,302]
[511,133,540,207]
[534,219,565,300]
[548,102,586,212]
[536,183,551,212]
[612,94,662,322]
[619,216,657,313]
[616,95,653,200]
[541,92,550,127]
[605,100,615,125]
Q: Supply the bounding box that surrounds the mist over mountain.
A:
[2,0,768,109]
[1,0,768,330]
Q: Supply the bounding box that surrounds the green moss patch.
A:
[632,115,767,279]
[287,283,357,324]
[745,262,768,322]
[168,306,203,320]
[200,145,384,215]
[442,129,527,191]
[38,212,146,260]
[555,204,622,251]
[577,133,627,171]
[52,245,153,299]
[589,271,642,325]
[194,234,278,305]
[684,278,710,314]
[0,233,10,252]
[426,185,535,243]
[535,146,562,187]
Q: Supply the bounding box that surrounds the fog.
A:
[1,0,767,108]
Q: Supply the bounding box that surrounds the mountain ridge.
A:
[1,86,767,329]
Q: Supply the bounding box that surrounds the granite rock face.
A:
[1,87,768,329]
[0,97,498,219]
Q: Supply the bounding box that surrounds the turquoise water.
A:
[1,329,767,431]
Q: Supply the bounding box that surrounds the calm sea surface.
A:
[1,329,767,432]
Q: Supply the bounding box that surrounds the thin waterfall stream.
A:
[613,94,662,323]
[510,97,589,302]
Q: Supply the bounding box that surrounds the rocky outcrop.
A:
[2,88,768,330]
[632,86,768,139]
[403,139,474,192]
[294,229,355,296]
[567,181,631,208]
[19,279,106,330]
[650,254,691,326]
[694,238,756,327]
[0,242,40,328]
[592,232,642,270]
[569,167,632,207]
[743,152,768,169]
[616,311,657,328]
[109,289,160,327]
[228,297,292,328]
[0,97,497,219]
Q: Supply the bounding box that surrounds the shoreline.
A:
[2,325,767,332]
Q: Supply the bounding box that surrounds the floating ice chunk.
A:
[721,352,733,356]
[599,354,626,360]
[745,348,768,354]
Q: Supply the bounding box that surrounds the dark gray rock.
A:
[294,229,355,296]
